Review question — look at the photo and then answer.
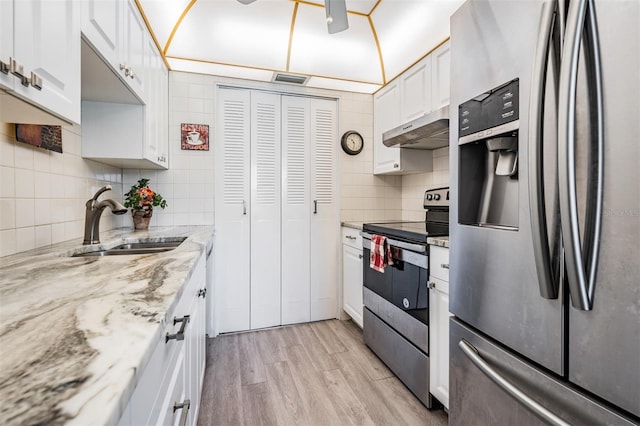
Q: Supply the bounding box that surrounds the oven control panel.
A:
[424,187,450,208]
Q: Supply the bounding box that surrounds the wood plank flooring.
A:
[197,319,448,426]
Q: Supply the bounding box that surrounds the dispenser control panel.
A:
[459,79,519,138]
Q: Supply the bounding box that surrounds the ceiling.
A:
[137,0,465,94]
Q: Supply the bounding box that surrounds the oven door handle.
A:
[360,232,427,253]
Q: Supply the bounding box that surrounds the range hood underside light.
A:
[383,105,450,150]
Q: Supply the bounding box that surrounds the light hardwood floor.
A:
[197,319,448,426]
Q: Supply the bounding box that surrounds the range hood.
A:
[383,105,449,149]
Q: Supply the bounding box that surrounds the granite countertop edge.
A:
[0,225,214,426]
[427,236,450,248]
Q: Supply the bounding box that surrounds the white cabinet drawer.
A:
[341,227,362,249]
[430,245,449,282]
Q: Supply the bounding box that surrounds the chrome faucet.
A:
[83,185,128,245]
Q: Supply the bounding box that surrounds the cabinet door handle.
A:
[0,59,9,74]
[242,200,247,215]
[393,163,399,169]
[9,57,25,79]
[428,281,436,289]
[441,263,449,269]
[313,200,318,214]
[29,72,43,90]
[165,315,190,343]
[198,288,207,298]
[173,399,190,426]
[358,254,363,259]
[129,69,135,80]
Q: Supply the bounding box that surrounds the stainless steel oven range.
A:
[360,187,449,408]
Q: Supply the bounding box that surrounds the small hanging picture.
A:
[181,123,209,151]
[15,124,63,153]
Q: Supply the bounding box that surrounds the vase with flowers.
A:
[124,178,167,230]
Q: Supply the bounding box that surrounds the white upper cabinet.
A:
[82,0,146,101]
[431,41,451,110]
[373,82,401,174]
[400,55,432,123]
[373,40,450,175]
[0,0,80,124]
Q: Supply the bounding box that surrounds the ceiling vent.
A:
[272,73,309,86]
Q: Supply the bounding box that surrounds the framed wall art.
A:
[181,123,209,151]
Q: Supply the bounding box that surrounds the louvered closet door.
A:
[215,88,251,333]
[250,92,282,329]
[281,96,311,325]
[310,98,339,321]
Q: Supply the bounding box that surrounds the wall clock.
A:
[341,130,364,155]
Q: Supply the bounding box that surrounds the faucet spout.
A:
[83,186,128,245]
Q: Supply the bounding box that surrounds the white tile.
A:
[51,199,66,223]
[0,229,16,257]
[15,199,35,227]
[51,222,66,244]
[14,144,34,169]
[174,213,189,226]
[0,199,15,230]
[34,171,52,198]
[34,199,52,225]
[15,227,35,253]
[33,149,50,172]
[0,138,14,167]
[174,184,190,199]
[15,169,35,198]
[65,220,84,241]
[0,166,15,197]
[35,225,52,247]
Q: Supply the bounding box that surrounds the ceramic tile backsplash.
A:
[128,71,400,227]
[401,146,450,220]
[0,122,124,257]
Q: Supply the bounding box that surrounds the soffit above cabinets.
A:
[136,0,465,94]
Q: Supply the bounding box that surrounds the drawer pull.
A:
[198,288,207,298]
[173,399,190,426]
[358,254,363,259]
[345,235,356,240]
[428,281,436,289]
[441,263,450,269]
[165,315,190,343]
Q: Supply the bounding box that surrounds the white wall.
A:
[0,122,124,257]
[129,71,402,227]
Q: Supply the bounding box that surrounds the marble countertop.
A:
[341,221,365,230]
[0,226,214,426]
[427,236,449,248]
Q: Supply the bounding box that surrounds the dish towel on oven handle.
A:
[369,234,394,272]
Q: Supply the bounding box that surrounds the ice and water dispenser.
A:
[458,79,520,230]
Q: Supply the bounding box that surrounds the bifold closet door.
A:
[250,92,282,329]
[215,88,251,333]
[281,96,311,325]
[309,98,339,321]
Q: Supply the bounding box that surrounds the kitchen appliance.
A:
[449,1,639,425]
[382,105,450,150]
[361,187,449,408]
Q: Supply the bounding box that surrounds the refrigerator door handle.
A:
[581,0,605,307]
[459,340,571,426]
[529,0,559,299]
[558,0,599,311]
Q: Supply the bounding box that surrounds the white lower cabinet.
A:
[428,245,451,409]
[215,88,339,333]
[119,253,206,426]
[341,227,363,328]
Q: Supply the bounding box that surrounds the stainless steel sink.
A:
[72,238,186,257]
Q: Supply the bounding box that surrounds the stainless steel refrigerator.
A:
[449,0,640,424]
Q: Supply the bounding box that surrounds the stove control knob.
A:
[403,298,410,309]
[426,194,433,201]
[434,194,441,201]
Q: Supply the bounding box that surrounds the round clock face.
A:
[341,131,364,155]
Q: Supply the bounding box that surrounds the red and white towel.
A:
[369,234,394,273]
